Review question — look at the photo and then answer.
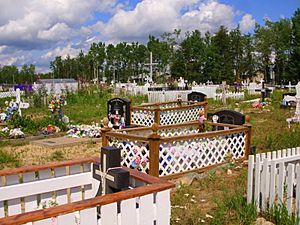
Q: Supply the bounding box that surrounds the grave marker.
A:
[92,146,130,195]
[255,80,272,102]
[15,88,29,116]
[107,98,131,129]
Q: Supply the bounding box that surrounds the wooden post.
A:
[101,117,112,147]
[243,115,252,158]
[204,97,208,118]
[148,123,161,177]
[154,107,161,125]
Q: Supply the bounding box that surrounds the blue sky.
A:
[0,0,299,72]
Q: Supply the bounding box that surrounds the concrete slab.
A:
[30,136,101,148]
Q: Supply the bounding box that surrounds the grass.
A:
[0,149,20,169]
[264,204,300,225]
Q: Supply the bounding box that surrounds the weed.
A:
[264,204,300,225]
[49,150,65,161]
[0,149,20,169]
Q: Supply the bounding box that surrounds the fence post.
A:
[101,117,112,147]
[154,106,161,125]
[243,115,252,158]
[204,97,208,118]
[148,123,161,177]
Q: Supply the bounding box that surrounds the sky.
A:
[0,0,299,73]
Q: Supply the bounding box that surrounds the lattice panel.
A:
[131,109,155,126]
[160,106,203,125]
[159,132,246,176]
[108,137,150,174]
[159,125,199,137]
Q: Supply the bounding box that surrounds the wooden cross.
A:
[254,80,272,102]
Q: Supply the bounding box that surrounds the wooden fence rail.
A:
[0,159,174,225]
[247,147,300,215]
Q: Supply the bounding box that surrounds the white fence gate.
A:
[247,147,300,215]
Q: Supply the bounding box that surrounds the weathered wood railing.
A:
[102,119,251,178]
[0,158,174,225]
[131,100,208,127]
[247,147,300,214]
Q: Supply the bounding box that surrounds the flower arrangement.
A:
[67,123,102,138]
[48,95,67,121]
[0,100,19,122]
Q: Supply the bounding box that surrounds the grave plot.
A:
[131,98,208,127]
[101,114,251,178]
[0,146,174,225]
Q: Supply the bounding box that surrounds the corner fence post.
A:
[101,117,112,147]
[243,115,252,158]
[148,123,161,177]
[204,96,208,118]
[154,106,161,125]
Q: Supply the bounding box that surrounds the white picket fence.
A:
[0,158,173,225]
[147,90,191,103]
[0,90,24,98]
[247,147,300,215]
[215,92,244,100]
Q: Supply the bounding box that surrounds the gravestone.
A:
[92,146,130,195]
[213,110,245,127]
[107,98,131,128]
[188,91,207,102]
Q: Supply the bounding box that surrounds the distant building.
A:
[33,79,78,94]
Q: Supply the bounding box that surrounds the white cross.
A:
[15,88,29,116]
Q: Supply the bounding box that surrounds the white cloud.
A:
[239,14,255,33]
[42,43,81,61]
[99,0,237,42]
[38,23,75,41]
[0,0,117,49]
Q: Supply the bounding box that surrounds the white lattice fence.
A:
[159,132,246,176]
[131,109,155,126]
[108,136,150,174]
[160,106,204,125]
[159,125,200,137]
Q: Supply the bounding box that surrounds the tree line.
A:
[1,8,299,85]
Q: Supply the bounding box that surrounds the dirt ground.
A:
[1,141,100,167]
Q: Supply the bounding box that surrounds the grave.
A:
[30,136,101,148]
[208,110,245,130]
[15,88,30,116]
[107,98,131,129]
[281,92,296,108]
[254,79,272,102]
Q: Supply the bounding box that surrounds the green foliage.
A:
[7,114,37,134]
[264,204,300,225]
[0,149,20,169]
[210,191,257,225]
[49,150,65,161]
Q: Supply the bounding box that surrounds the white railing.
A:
[192,85,219,99]
[0,158,174,225]
[215,92,244,100]
[247,147,300,214]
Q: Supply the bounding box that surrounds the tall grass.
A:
[0,149,20,169]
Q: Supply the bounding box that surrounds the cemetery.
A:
[0,80,299,224]
[0,4,300,224]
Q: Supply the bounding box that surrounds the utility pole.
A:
[145,52,158,82]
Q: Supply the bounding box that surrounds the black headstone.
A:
[188,91,207,102]
[213,110,245,125]
[108,98,131,128]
